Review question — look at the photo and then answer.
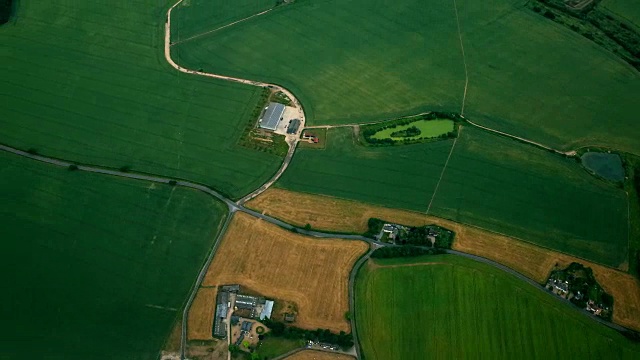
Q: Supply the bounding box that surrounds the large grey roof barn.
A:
[259,102,286,131]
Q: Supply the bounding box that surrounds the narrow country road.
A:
[180,212,235,360]
[0,143,631,360]
[165,0,305,203]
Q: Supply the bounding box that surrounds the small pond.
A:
[581,152,624,182]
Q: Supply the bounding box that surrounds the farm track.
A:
[306,116,577,157]
[0,144,631,360]
[0,2,627,359]
[165,0,304,204]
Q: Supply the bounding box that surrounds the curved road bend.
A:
[0,145,631,353]
[165,0,306,204]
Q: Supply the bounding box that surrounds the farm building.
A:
[221,284,240,292]
[235,294,265,310]
[287,119,301,134]
[302,132,319,143]
[241,321,253,332]
[259,102,286,131]
[259,300,274,320]
[213,291,230,338]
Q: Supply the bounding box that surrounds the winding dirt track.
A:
[165,0,303,205]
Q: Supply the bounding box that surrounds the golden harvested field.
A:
[187,287,217,340]
[285,350,354,360]
[202,212,368,332]
[248,188,640,331]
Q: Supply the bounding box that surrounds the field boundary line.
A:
[0,144,634,341]
[452,0,469,115]
[180,211,235,359]
[171,8,274,47]
[426,128,461,215]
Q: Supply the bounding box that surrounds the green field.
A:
[602,0,640,28]
[278,127,454,210]
[172,0,640,154]
[278,126,629,266]
[171,0,275,44]
[371,119,454,141]
[355,255,640,360]
[0,152,227,359]
[0,0,281,199]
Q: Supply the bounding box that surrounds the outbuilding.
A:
[259,102,286,131]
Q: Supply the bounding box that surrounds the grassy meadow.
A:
[172,0,640,154]
[355,255,640,360]
[371,119,454,140]
[0,152,227,359]
[278,127,629,266]
[0,0,281,199]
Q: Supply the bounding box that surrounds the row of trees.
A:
[531,0,640,70]
[261,318,354,350]
[0,0,12,24]
[390,125,421,138]
[400,226,453,248]
[371,246,445,259]
[365,218,454,249]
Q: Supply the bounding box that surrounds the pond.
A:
[581,152,625,182]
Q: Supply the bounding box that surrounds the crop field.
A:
[172,0,640,153]
[0,0,281,199]
[171,0,275,44]
[188,287,217,340]
[0,152,228,359]
[371,119,454,140]
[356,255,640,360]
[285,350,354,360]
[247,188,640,330]
[201,212,368,332]
[602,0,640,28]
[277,126,629,266]
[277,127,454,211]
[429,127,629,266]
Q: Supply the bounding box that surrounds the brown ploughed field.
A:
[247,188,640,331]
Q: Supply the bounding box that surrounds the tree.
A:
[543,10,555,20]
[344,311,351,321]
[228,344,240,354]
[168,180,177,186]
[119,165,131,172]
[304,223,312,231]
[67,164,79,171]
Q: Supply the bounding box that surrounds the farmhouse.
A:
[259,102,286,131]
[302,131,320,143]
[382,224,399,240]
